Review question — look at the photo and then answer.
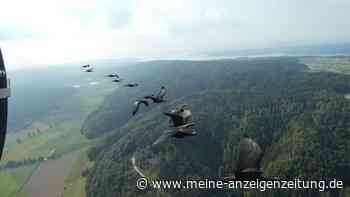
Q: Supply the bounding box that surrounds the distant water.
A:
[72,85,81,88]
[345,94,350,100]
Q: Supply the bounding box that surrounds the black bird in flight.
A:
[105,73,119,78]
[124,83,139,87]
[112,78,123,83]
[153,104,197,145]
[83,66,94,72]
[144,86,167,103]
[132,99,149,116]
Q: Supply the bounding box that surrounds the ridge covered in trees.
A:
[82,57,350,197]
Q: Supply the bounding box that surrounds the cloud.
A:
[1,0,350,69]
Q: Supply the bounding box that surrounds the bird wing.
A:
[153,130,177,146]
[175,122,195,129]
[144,96,156,102]
[176,127,196,135]
[85,67,93,72]
[132,101,141,116]
[157,89,166,99]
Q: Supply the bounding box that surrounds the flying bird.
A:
[164,104,192,127]
[144,95,164,103]
[124,83,139,87]
[153,124,197,146]
[105,74,119,78]
[156,86,166,100]
[144,86,167,103]
[83,67,94,72]
[112,78,123,83]
[132,99,149,116]
[153,105,197,145]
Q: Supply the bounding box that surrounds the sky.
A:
[1,0,350,70]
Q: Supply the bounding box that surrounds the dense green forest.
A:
[82,57,350,197]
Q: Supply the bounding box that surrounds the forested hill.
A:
[81,57,306,138]
[83,57,350,197]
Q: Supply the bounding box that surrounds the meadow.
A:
[0,70,117,197]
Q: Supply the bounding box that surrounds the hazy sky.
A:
[1,0,350,70]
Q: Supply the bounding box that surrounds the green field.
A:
[64,148,91,197]
[0,77,117,197]
[300,56,350,74]
[0,164,38,197]
[0,120,89,197]
[2,121,89,161]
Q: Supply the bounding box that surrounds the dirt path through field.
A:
[23,151,80,197]
[131,154,146,178]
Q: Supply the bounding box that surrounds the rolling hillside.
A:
[82,57,350,197]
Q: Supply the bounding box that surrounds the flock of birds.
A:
[83,64,139,87]
[81,64,197,142]
[82,64,269,182]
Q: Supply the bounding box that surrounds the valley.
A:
[1,56,350,197]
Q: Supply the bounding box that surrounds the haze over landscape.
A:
[1,1,350,197]
[1,0,350,69]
